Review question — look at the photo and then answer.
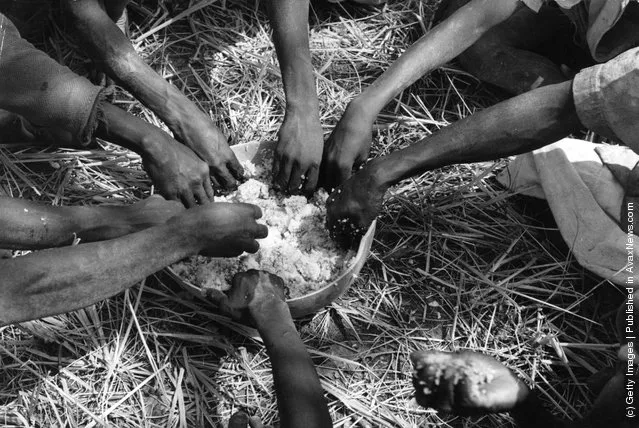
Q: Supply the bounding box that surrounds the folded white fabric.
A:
[497,138,639,286]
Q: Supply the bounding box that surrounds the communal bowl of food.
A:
[165,140,376,318]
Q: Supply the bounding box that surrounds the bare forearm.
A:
[265,0,318,112]
[64,0,199,133]
[355,0,520,117]
[0,223,197,325]
[96,103,160,157]
[373,80,581,187]
[0,197,141,250]
[251,298,331,428]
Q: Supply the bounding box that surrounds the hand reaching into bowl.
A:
[326,163,388,248]
[168,203,268,258]
[220,270,332,428]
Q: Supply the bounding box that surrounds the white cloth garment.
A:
[497,138,639,286]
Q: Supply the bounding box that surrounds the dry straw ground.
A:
[0,0,624,426]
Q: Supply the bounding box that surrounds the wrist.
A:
[348,94,380,122]
[253,304,298,346]
[366,157,394,190]
[281,62,319,115]
[250,295,289,321]
[138,129,165,159]
[166,215,203,255]
[285,94,320,118]
[97,104,151,155]
[71,206,137,242]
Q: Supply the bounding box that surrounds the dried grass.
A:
[0,0,623,427]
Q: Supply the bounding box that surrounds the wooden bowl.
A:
[166,140,376,318]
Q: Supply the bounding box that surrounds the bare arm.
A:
[97,104,214,206]
[62,0,244,188]
[252,292,331,427]
[327,80,583,245]
[321,0,522,188]
[265,0,323,194]
[63,0,192,135]
[354,0,521,118]
[0,221,195,325]
[224,271,332,428]
[373,80,580,185]
[265,0,317,116]
[0,12,212,206]
[0,202,267,326]
[0,196,182,250]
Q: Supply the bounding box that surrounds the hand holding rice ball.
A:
[410,350,530,416]
[326,163,388,248]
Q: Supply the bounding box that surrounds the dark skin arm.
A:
[0,10,212,207]
[0,195,182,250]
[62,0,244,189]
[327,80,583,246]
[321,0,522,189]
[4,103,214,208]
[0,202,267,326]
[13,101,214,207]
[265,0,323,195]
[222,271,332,428]
[97,103,214,207]
[0,219,197,326]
